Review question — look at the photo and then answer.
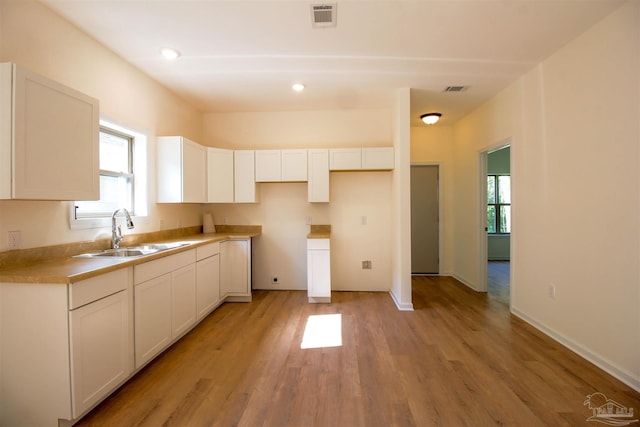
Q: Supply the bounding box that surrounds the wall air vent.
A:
[443,86,468,92]
[311,4,337,28]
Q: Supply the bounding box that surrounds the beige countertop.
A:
[307,224,331,239]
[0,228,261,285]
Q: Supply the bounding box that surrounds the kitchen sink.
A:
[73,242,191,258]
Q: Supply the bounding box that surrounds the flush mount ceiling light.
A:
[292,83,306,92]
[160,47,181,60]
[420,113,442,125]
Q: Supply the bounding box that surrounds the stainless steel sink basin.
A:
[73,242,190,258]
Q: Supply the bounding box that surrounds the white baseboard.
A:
[389,290,414,311]
[511,308,640,393]
[451,273,483,292]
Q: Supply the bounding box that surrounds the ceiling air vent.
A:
[443,86,468,92]
[311,4,337,28]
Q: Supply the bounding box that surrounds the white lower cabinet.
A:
[0,268,133,426]
[171,263,197,338]
[307,239,331,303]
[134,273,172,368]
[220,239,252,301]
[134,249,196,368]
[69,289,131,417]
[196,242,221,319]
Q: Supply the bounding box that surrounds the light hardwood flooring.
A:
[75,277,639,426]
[488,261,510,305]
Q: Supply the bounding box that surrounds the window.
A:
[487,175,511,234]
[70,120,147,229]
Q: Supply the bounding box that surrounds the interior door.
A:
[410,165,439,274]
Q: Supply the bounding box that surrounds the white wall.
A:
[0,0,203,250]
[202,109,395,293]
[453,1,639,389]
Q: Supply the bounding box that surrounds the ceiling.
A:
[40,0,624,127]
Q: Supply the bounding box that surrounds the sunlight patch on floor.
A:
[301,313,342,349]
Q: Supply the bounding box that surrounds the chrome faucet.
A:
[111,208,134,249]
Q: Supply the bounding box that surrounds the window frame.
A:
[69,120,148,230]
[487,174,511,235]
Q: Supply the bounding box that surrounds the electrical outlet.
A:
[223,217,229,225]
[7,230,21,250]
[362,260,372,269]
[361,216,367,225]
[548,284,556,299]
[272,277,279,284]
[306,216,312,225]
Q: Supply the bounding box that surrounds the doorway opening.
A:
[410,164,439,275]
[481,145,511,305]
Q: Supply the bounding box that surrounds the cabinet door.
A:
[134,274,172,368]
[171,263,197,339]
[234,150,257,202]
[207,147,234,202]
[8,63,99,200]
[182,139,207,202]
[307,249,331,298]
[281,149,307,181]
[308,149,329,203]
[220,239,250,297]
[69,290,131,417]
[196,254,220,319]
[329,148,362,170]
[255,150,281,182]
[362,147,394,170]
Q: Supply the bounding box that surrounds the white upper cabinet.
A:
[255,150,281,182]
[329,147,394,171]
[281,149,308,181]
[329,148,362,170]
[362,147,394,169]
[157,136,207,203]
[234,150,257,203]
[207,147,234,203]
[308,149,329,203]
[0,62,99,200]
[255,149,307,182]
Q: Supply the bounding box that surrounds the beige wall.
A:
[201,109,395,293]
[453,1,639,389]
[0,0,203,250]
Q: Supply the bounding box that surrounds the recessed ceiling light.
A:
[292,83,306,92]
[160,47,181,60]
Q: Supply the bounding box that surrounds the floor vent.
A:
[311,4,336,28]
[443,86,468,92]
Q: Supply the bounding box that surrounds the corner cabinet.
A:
[220,239,252,302]
[234,150,257,203]
[207,147,234,203]
[157,136,207,203]
[0,62,99,200]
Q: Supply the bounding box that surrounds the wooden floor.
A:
[488,261,510,305]
[76,277,639,427]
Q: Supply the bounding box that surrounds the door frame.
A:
[478,140,512,293]
[410,162,442,276]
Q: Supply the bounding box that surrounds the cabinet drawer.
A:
[134,249,196,284]
[307,239,330,250]
[69,268,130,310]
[196,242,220,261]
